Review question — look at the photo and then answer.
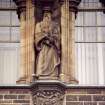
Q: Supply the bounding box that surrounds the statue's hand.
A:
[48,36,55,43]
[42,36,52,47]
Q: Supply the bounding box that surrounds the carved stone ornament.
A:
[35,11,61,79]
[31,81,65,105]
[13,0,26,19]
[69,0,81,12]
[60,0,81,12]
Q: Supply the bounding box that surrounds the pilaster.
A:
[13,0,35,84]
[60,0,81,83]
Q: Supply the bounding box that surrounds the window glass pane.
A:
[75,27,83,42]
[0,27,10,41]
[0,43,20,85]
[97,12,105,26]
[11,27,20,41]
[0,0,16,8]
[0,0,20,84]
[102,44,105,84]
[75,12,83,26]
[0,11,10,26]
[97,27,105,42]
[76,0,105,85]
[75,43,98,85]
[10,0,17,8]
[1,0,11,8]
[11,11,19,26]
[79,0,101,8]
[84,12,96,26]
[97,43,104,84]
[84,27,97,42]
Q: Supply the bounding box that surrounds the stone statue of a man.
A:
[35,11,61,79]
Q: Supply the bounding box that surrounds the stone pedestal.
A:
[31,80,65,105]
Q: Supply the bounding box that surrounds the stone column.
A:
[13,0,35,84]
[13,0,27,83]
[60,0,81,83]
[25,0,36,83]
[17,10,27,83]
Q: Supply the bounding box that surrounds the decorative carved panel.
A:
[31,82,65,105]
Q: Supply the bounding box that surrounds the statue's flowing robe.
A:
[35,21,60,77]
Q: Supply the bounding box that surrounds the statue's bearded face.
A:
[43,12,51,21]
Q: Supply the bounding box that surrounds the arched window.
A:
[75,0,105,85]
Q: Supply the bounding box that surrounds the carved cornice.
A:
[13,0,81,18]
[32,0,55,11]
[13,0,26,19]
[32,0,81,13]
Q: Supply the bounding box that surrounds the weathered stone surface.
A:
[60,0,79,83]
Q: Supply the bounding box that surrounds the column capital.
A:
[99,0,105,13]
[69,0,81,12]
[13,0,26,19]
[59,0,81,12]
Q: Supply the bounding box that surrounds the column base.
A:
[60,73,78,84]
[16,76,28,84]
